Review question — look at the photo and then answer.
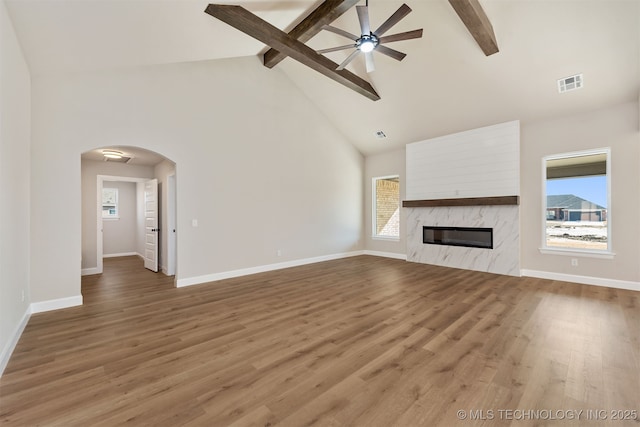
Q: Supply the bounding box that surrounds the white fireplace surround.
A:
[405,120,521,276]
[406,205,521,276]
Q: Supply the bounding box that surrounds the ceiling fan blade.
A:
[336,49,361,71]
[356,5,371,34]
[365,51,375,73]
[379,29,423,44]
[323,25,359,41]
[374,4,412,36]
[375,44,407,61]
[317,44,356,54]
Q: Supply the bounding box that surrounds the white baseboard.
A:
[177,251,365,288]
[161,266,174,277]
[81,267,100,276]
[103,252,138,258]
[0,306,31,377]
[363,250,407,260]
[521,269,640,292]
[30,295,83,314]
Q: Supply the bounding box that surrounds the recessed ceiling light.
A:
[557,74,583,93]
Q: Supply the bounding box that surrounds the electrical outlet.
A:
[191,219,198,227]
[21,290,25,302]
[277,250,282,257]
[571,258,578,267]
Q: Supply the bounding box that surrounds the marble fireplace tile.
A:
[406,205,520,276]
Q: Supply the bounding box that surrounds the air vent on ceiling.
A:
[375,130,387,139]
[104,156,132,164]
[557,74,583,93]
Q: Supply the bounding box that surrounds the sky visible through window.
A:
[546,175,607,207]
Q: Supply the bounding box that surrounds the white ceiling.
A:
[6,0,640,156]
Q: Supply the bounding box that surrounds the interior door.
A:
[144,179,158,272]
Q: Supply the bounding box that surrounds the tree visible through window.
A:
[373,176,400,239]
[544,149,609,251]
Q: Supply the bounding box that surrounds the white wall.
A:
[31,56,363,303]
[364,148,406,257]
[81,159,154,270]
[406,121,520,200]
[0,1,31,374]
[102,181,137,256]
[520,101,640,283]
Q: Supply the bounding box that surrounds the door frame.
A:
[166,173,177,276]
[96,175,153,275]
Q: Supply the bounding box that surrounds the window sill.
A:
[103,217,120,221]
[373,236,400,242]
[539,247,615,259]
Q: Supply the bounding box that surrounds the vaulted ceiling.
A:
[5,0,640,155]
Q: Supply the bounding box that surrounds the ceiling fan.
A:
[205,0,496,101]
[317,1,423,73]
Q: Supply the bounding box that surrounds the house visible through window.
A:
[544,149,610,252]
[102,187,119,219]
[373,176,400,239]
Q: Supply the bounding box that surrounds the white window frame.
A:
[539,148,614,259]
[372,175,400,241]
[102,187,120,220]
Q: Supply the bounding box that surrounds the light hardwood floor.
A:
[1,256,639,426]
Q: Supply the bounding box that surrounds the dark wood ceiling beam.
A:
[448,0,499,56]
[263,0,359,69]
[205,4,380,101]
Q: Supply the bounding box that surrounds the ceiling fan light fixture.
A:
[357,34,379,53]
[359,39,376,52]
[102,150,124,159]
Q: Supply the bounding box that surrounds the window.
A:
[543,149,610,254]
[373,176,400,239]
[102,187,119,219]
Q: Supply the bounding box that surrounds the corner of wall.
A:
[0,306,31,377]
[0,0,33,377]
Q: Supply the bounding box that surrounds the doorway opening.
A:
[81,146,177,284]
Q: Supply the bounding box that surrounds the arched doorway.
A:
[80,146,177,283]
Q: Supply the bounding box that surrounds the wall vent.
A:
[557,74,583,93]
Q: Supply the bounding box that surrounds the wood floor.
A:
[1,256,638,426]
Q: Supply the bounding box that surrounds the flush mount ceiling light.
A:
[102,150,124,159]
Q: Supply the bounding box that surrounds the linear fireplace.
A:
[423,226,493,249]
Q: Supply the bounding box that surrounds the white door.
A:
[144,179,159,272]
